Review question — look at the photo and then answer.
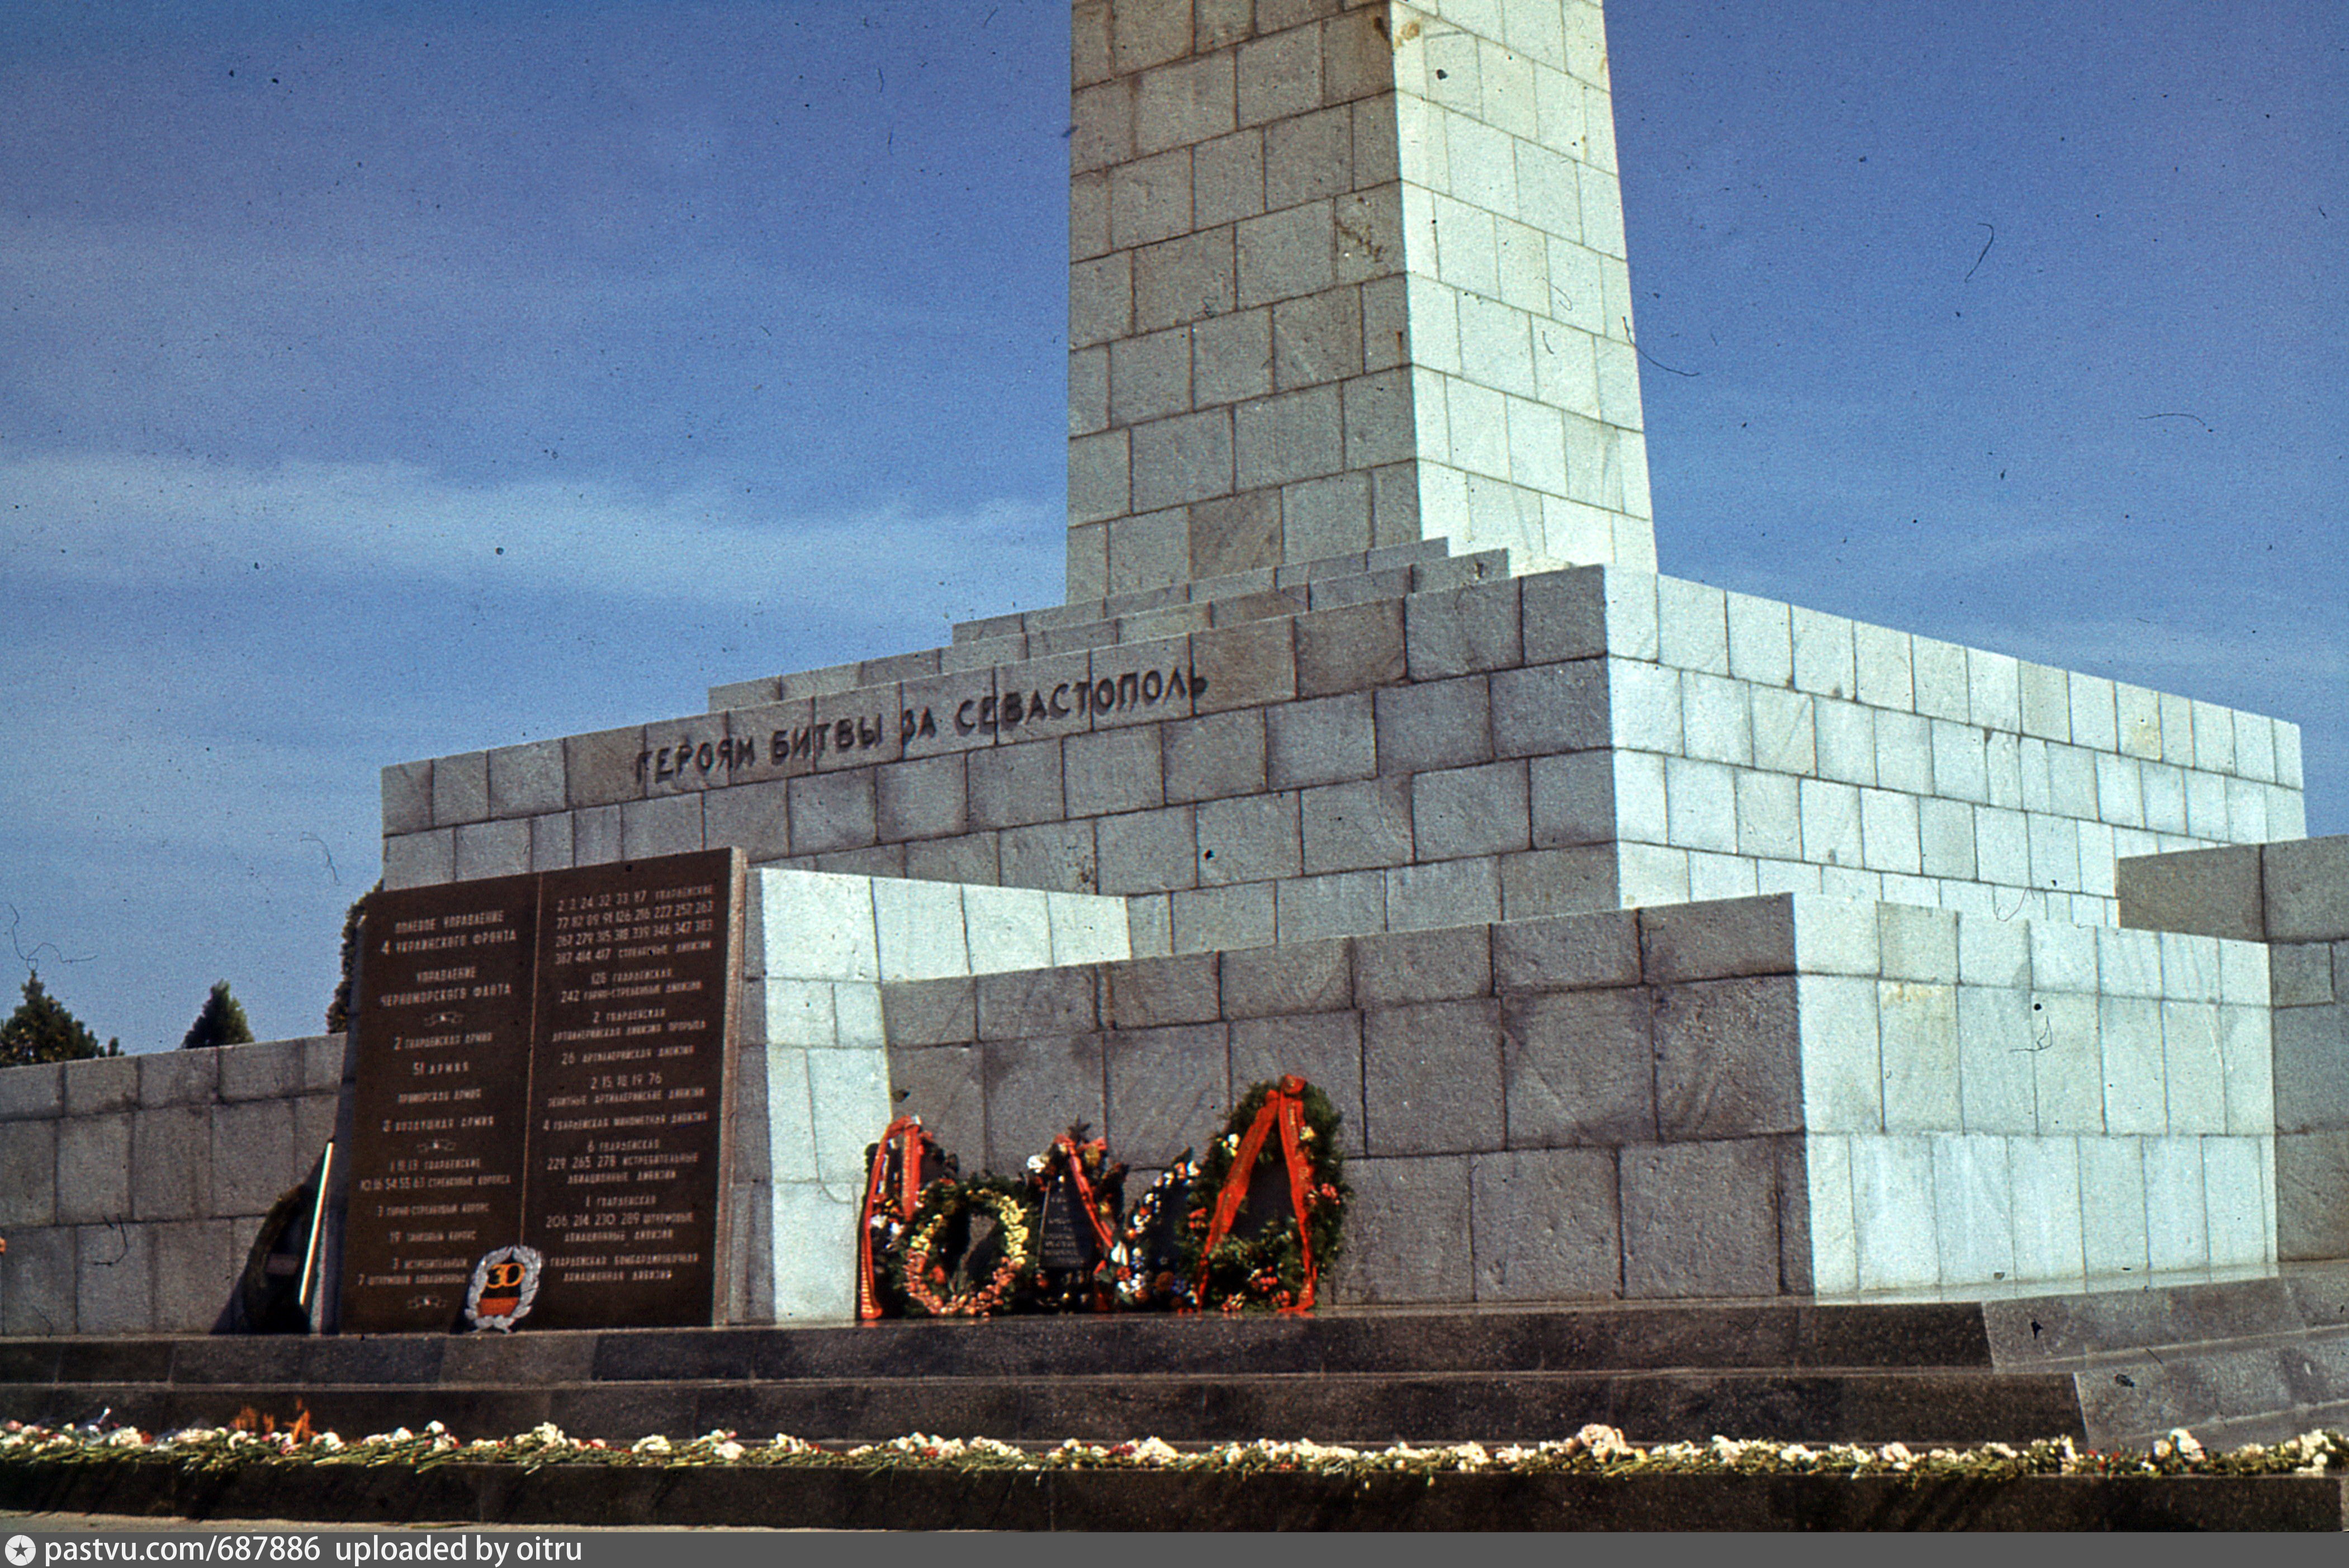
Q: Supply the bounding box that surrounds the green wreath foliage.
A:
[881,1176,1040,1319]
[1176,1079,1348,1313]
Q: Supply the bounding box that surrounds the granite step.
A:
[0,1366,2086,1449]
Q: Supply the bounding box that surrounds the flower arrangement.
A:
[1023,1124,1126,1314]
[1178,1077,1347,1314]
[856,1116,958,1320]
[9,1418,2346,1483]
[885,1176,1038,1319]
[1105,1154,1199,1310]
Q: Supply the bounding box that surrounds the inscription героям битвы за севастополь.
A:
[637,662,1207,785]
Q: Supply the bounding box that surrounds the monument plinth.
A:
[340,0,2315,1321]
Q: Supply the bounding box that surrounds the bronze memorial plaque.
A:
[340,848,741,1334]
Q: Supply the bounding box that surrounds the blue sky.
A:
[2,0,2340,1052]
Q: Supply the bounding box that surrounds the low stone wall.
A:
[0,1036,347,1335]
[879,892,2276,1305]
[2119,835,2349,1262]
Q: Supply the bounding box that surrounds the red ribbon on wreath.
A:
[1047,1130,1121,1261]
[857,1116,935,1322]
[1194,1075,1320,1314]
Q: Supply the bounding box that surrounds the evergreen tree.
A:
[324,882,378,1034]
[0,972,119,1065]
[181,979,255,1050]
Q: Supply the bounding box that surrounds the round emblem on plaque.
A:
[464,1244,543,1332]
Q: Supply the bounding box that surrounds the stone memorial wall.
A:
[339,849,741,1334]
[4,0,2332,1334]
[0,1036,347,1336]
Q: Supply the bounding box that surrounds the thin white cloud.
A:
[0,447,1060,606]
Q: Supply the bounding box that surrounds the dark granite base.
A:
[3,1459,2342,1531]
[13,1271,2349,1453]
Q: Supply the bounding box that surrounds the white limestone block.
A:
[2277,721,2305,789]
[2261,1137,2280,1263]
[2008,1136,2087,1285]
[1655,576,1729,675]
[760,871,880,983]
[1750,688,1817,776]
[769,1181,859,1321]
[1806,1134,1860,1293]
[2048,744,2099,821]
[2160,1001,2226,1136]
[1919,797,1977,882]
[1958,914,2030,989]
[1879,980,1959,1132]
[1882,871,1940,911]
[2031,993,2105,1135]
[2095,753,2144,828]
[1680,672,1753,765]
[1663,756,1737,854]
[1615,841,1689,906]
[2141,1136,2209,1274]
[1608,658,1682,754]
[2069,675,2119,754]
[2229,714,2275,783]
[2226,776,2270,842]
[1853,1136,1940,1291]
[2078,1138,2151,1280]
[1048,892,1131,967]
[765,1046,818,1182]
[1756,859,1825,897]
[1877,904,1958,983]
[1799,778,1863,869]
[1973,807,2029,892]
[2202,1137,2270,1270]
[2140,763,2187,835]
[832,983,884,1050]
[1687,851,1759,902]
[2190,700,2236,776]
[2097,926,2163,998]
[1820,865,1883,904]
[2026,813,2081,894]
[1910,637,1970,724]
[1931,1134,2015,1287]
[1735,770,1802,861]
[1984,730,2024,810]
[1853,622,1914,713]
[2018,662,2072,743]
[1927,720,1987,804]
[2029,920,2096,992]
[1874,710,1933,797]
[1792,894,1881,975]
[1860,789,1922,875]
[2159,692,2196,768]
[2077,821,2118,901]
[1813,700,1877,787]
[1725,592,1793,688]
[2158,932,2221,1003]
[805,1047,892,1190]
[1613,749,1668,843]
[2184,770,2229,840]
[2099,996,2167,1136]
[1955,986,2035,1135]
[962,885,1055,974]
[763,980,839,1049]
[1967,650,2023,736]
[2271,784,2308,840]
[872,878,970,983]
[1790,607,1855,701]
[2115,683,2163,760]
[1940,879,1997,922]
[2218,938,2270,1007]
[1601,568,1659,660]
